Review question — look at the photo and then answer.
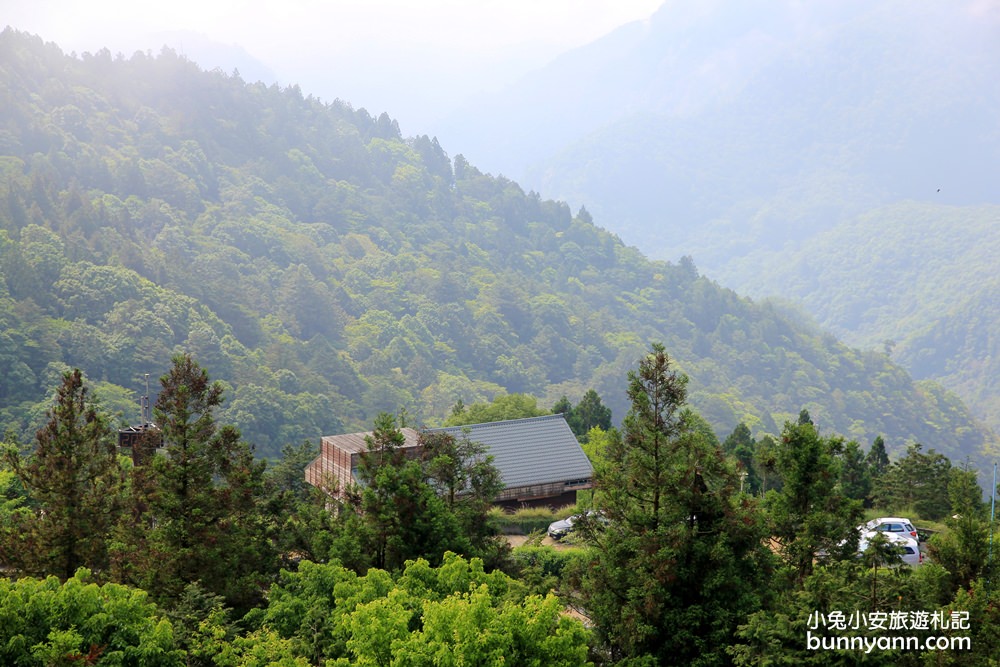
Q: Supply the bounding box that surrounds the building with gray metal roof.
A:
[305,414,593,508]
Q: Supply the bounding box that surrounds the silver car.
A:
[863,517,919,543]
[547,510,604,540]
[858,532,923,566]
[547,514,580,540]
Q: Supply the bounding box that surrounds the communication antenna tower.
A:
[141,373,150,424]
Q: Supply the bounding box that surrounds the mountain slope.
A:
[724,201,1000,430]
[435,0,1000,262]
[0,29,994,470]
[430,0,1000,437]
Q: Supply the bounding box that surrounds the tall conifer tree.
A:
[3,369,122,579]
[117,353,269,612]
[578,343,773,665]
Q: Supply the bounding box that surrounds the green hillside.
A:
[721,201,1000,431]
[0,29,994,468]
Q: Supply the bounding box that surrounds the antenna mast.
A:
[142,373,150,424]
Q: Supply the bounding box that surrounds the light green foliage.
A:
[214,628,310,667]
[580,425,619,468]
[444,393,548,426]
[510,544,588,597]
[0,569,183,666]
[260,553,590,667]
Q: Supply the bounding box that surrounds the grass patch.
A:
[488,504,579,535]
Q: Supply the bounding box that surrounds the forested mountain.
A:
[724,202,1000,431]
[431,0,1000,438]
[0,29,995,469]
[437,0,1000,262]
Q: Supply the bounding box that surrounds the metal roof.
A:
[429,414,593,489]
[320,428,421,454]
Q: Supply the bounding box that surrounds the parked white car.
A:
[862,517,919,543]
[858,532,922,566]
[547,510,604,540]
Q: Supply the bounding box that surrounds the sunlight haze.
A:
[5,0,662,132]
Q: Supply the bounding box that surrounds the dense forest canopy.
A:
[434,1,1000,440]
[722,202,1000,433]
[3,21,1000,667]
[0,29,995,475]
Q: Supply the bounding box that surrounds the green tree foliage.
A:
[552,389,613,441]
[877,443,952,519]
[926,462,993,591]
[255,553,591,666]
[765,422,863,582]
[731,198,1000,437]
[0,28,994,474]
[839,439,873,506]
[115,353,270,613]
[163,582,237,667]
[579,425,619,469]
[444,393,548,426]
[730,559,958,666]
[420,429,507,565]
[0,569,183,666]
[723,422,760,494]
[578,343,774,665]
[1,369,123,579]
[344,413,466,572]
[867,435,890,480]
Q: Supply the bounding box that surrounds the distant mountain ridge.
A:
[430,0,1000,435]
[725,201,1000,431]
[0,29,995,474]
[437,0,1000,249]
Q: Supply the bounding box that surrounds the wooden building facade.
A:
[305,414,593,508]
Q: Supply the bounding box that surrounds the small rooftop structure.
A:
[117,422,163,466]
[305,414,594,508]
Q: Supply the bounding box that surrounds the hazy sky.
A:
[6,0,662,133]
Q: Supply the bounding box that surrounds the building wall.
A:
[305,438,355,494]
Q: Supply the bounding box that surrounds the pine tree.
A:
[421,429,505,564]
[347,413,466,572]
[723,422,759,493]
[878,443,951,519]
[116,353,269,612]
[2,369,123,579]
[766,423,863,582]
[578,343,773,665]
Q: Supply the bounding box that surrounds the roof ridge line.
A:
[430,413,565,432]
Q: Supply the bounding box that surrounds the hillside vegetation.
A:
[432,1,1000,437]
[724,201,1000,431]
[0,29,994,468]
